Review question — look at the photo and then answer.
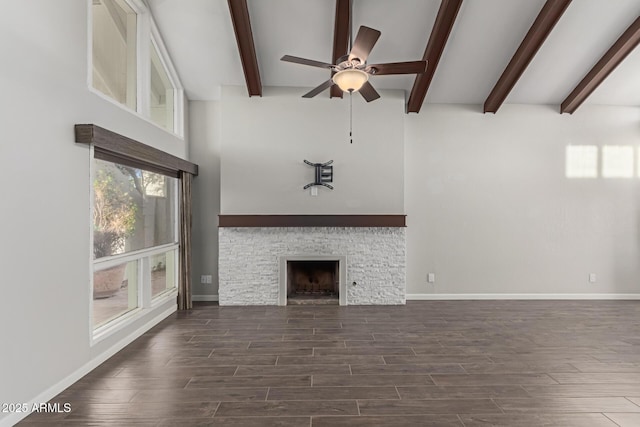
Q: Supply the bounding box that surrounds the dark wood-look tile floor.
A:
[18,300,640,426]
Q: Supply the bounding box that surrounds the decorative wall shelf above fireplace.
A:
[218,215,406,228]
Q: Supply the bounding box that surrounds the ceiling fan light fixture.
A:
[332,69,369,92]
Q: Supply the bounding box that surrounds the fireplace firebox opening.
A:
[287,260,339,305]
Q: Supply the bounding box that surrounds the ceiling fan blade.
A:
[349,26,381,63]
[358,81,380,103]
[281,55,334,69]
[368,60,428,75]
[302,80,335,98]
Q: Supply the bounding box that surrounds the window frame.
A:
[77,124,197,346]
[149,247,180,301]
[149,18,183,135]
[90,153,180,344]
[87,0,184,138]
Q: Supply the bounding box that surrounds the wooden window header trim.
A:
[75,124,198,176]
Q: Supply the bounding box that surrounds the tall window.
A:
[91,0,183,135]
[92,158,178,329]
[92,0,137,110]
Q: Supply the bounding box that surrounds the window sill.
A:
[152,288,179,308]
[91,288,177,346]
[88,87,184,140]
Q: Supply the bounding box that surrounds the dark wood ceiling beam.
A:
[330,0,350,98]
[407,0,463,114]
[483,0,572,113]
[561,16,640,114]
[228,0,262,96]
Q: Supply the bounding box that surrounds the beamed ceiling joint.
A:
[228,0,262,97]
[406,0,463,114]
[561,16,640,114]
[483,0,572,114]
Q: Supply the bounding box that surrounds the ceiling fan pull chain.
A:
[350,91,353,144]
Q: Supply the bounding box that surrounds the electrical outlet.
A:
[427,273,436,283]
[589,273,596,283]
[201,275,212,284]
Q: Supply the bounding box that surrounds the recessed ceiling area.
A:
[148,0,640,108]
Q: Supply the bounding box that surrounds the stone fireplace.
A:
[218,215,406,306]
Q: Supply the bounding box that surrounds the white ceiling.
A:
[148,0,640,107]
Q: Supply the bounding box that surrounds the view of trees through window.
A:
[92,159,178,328]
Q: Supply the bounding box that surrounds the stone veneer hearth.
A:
[218,227,406,305]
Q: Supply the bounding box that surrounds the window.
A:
[90,0,183,136]
[92,158,178,330]
[78,123,197,341]
[92,0,137,110]
[150,40,175,132]
[93,260,138,328]
[151,250,177,298]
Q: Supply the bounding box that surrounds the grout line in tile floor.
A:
[211,401,221,418]
[19,301,640,425]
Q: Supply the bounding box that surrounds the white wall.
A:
[189,101,222,297]
[405,104,640,296]
[0,2,188,425]
[191,94,640,299]
[191,87,406,295]
[220,86,405,214]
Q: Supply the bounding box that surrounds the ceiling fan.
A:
[281,25,428,102]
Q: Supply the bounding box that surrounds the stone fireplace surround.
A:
[218,215,406,306]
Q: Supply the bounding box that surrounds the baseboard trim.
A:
[192,294,640,302]
[192,294,219,302]
[407,293,640,300]
[1,305,176,427]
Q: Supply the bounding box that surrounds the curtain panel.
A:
[178,171,194,310]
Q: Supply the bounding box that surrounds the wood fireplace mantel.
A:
[218,215,406,227]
